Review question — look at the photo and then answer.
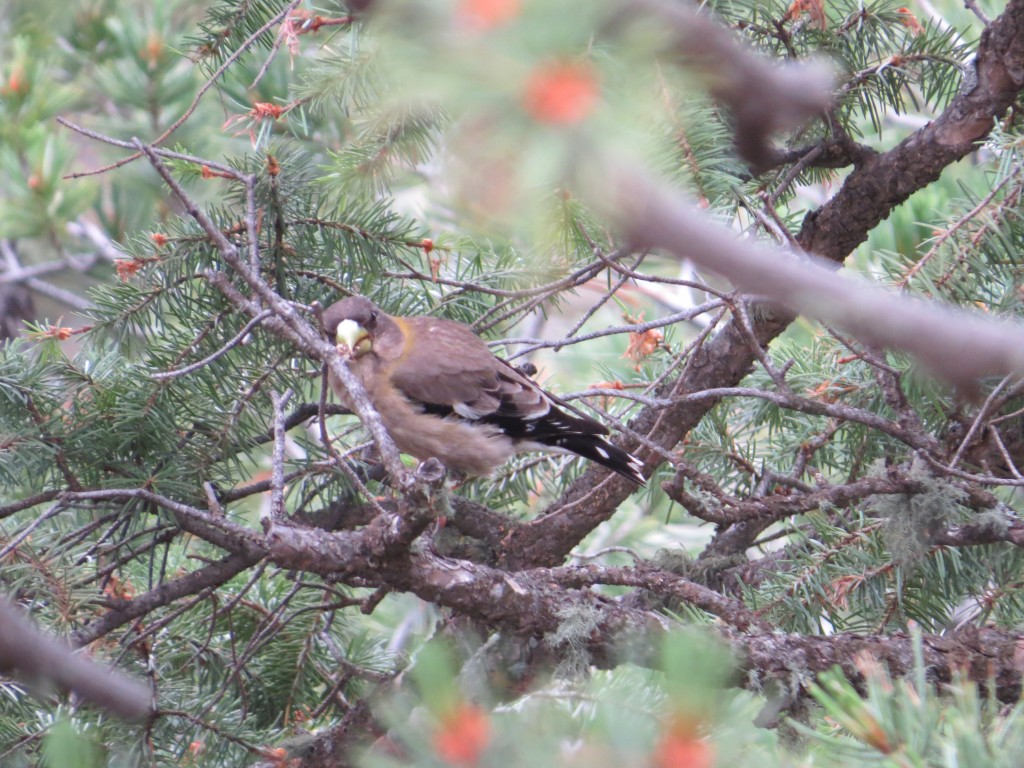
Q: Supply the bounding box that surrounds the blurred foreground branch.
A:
[0,596,149,721]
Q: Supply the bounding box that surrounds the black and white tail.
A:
[540,432,646,485]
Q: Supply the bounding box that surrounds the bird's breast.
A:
[329,362,516,476]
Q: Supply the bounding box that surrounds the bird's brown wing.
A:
[388,316,506,415]
[389,317,606,435]
[490,359,608,436]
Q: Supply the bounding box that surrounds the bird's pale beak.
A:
[335,319,370,358]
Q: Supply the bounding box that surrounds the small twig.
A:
[825,325,902,376]
[473,253,630,333]
[251,19,290,91]
[599,253,732,299]
[769,143,825,204]
[0,491,61,521]
[133,140,241,258]
[898,164,1019,288]
[0,501,64,562]
[151,311,272,380]
[25,394,83,491]
[0,242,97,285]
[570,545,643,563]
[744,196,795,247]
[676,386,937,451]
[360,587,390,615]
[564,257,636,339]
[988,425,1024,480]
[542,563,765,631]
[757,191,801,249]
[500,300,723,361]
[561,388,673,409]
[245,175,262,272]
[62,487,261,554]
[732,298,790,388]
[963,0,992,24]
[925,456,1024,487]
[268,389,295,526]
[66,218,124,262]
[951,373,1020,467]
[58,119,247,181]
[316,364,391,518]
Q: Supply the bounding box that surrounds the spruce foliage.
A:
[2,0,1024,765]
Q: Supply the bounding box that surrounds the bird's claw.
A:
[415,457,447,487]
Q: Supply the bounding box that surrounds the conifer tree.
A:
[2,0,1024,766]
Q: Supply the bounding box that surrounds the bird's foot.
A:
[415,457,447,487]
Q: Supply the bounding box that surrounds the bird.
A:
[320,296,645,484]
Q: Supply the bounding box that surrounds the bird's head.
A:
[322,296,390,359]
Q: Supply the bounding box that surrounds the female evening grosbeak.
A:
[321,296,645,484]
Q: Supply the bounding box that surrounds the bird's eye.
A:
[368,309,379,324]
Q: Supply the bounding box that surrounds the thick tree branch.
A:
[729,626,1024,704]
[800,0,1024,260]
[263,522,1024,705]
[71,551,263,647]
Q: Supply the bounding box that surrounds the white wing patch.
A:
[521,393,551,419]
[454,402,488,419]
